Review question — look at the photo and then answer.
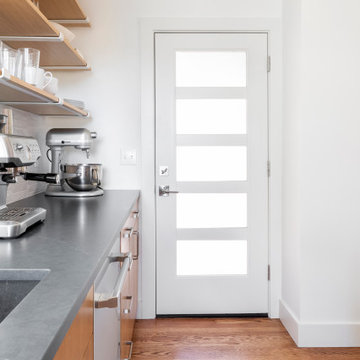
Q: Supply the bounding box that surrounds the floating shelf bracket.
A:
[52,17,90,26]
[44,65,91,71]
[0,101,55,105]
[0,101,90,117]
[0,33,64,42]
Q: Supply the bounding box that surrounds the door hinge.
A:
[268,265,271,281]
[267,160,271,177]
[267,56,271,72]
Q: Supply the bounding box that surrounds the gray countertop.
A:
[0,190,140,360]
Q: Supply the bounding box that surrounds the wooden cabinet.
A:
[82,335,94,360]
[53,286,94,360]
[120,199,140,360]
[54,198,140,360]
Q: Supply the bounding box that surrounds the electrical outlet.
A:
[120,149,137,165]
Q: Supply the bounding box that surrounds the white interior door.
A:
[155,33,269,315]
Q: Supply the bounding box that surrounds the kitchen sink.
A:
[0,269,50,324]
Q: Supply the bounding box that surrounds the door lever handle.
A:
[159,185,179,197]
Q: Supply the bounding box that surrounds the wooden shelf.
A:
[0,0,88,69]
[5,39,87,68]
[39,0,90,27]
[0,69,89,117]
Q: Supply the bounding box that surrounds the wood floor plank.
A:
[131,318,360,360]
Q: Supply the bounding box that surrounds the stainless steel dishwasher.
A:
[94,236,131,360]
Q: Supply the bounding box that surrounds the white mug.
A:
[22,66,38,85]
[35,68,53,89]
[44,76,58,95]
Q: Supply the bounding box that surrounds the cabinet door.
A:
[54,286,94,360]
[82,336,94,360]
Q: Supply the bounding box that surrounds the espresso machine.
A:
[45,128,104,197]
[0,133,59,238]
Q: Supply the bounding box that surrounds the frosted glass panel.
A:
[177,146,247,181]
[176,51,246,87]
[177,193,247,228]
[176,99,247,135]
[177,240,247,275]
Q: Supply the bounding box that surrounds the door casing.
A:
[139,17,282,319]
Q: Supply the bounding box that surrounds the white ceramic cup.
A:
[35,68,53,89]
[44,76,58,95]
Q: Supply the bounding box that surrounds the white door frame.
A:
[139,18,282,319]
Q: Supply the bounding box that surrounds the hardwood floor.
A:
[132,318,360,360]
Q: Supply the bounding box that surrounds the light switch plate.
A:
[120,149,137,165]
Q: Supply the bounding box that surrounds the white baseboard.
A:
[280,299,360,347]
[279,299,299,344]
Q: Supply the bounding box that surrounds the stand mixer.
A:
[45,128,104,197]
[0,133,59,238]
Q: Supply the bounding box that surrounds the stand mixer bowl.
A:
[61,164,102,191]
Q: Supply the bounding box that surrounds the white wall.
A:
[281,0,360,347]
[281,0,303,325]
[51,0,282,189]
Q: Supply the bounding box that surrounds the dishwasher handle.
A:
[94,256,130,309]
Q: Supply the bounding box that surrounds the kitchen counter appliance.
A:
[45,128,104,197]
[0,133,58,238]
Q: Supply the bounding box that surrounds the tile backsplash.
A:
[0,106,50,204]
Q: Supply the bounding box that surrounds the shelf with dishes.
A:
[0,68,89,117]
[0,0,89,70]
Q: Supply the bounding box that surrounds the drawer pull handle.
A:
[123,227,134,239]
[94,256,130,309]
[123,295,133,314]
[133,230,139,260]
[108,252,128,264]
[132,211,139,219]
[124,341,133,360]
